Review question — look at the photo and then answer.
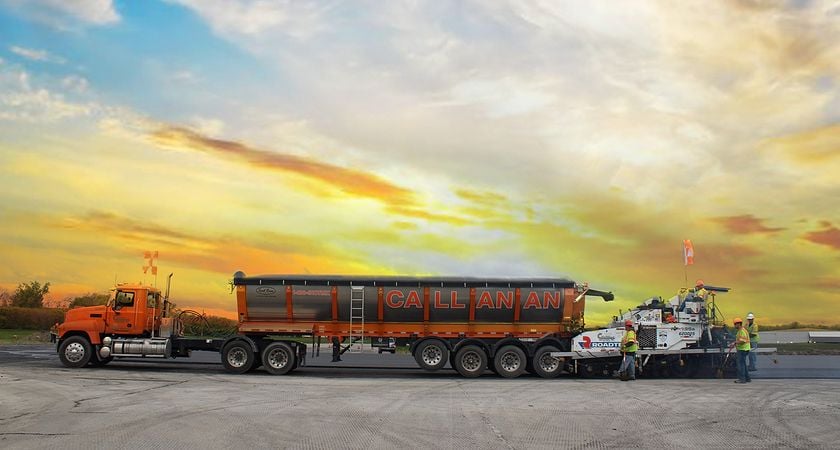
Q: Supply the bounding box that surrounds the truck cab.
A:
[57,284,166,367]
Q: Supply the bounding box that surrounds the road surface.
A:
[1,345,839,449]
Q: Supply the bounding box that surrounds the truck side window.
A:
[147,292,157,308]
[115,291,135,308]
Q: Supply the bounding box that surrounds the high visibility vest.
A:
[736,327,751,351]
[622,330,638,353]
[747,322,760,345]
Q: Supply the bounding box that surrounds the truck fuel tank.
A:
[101,337,171,358]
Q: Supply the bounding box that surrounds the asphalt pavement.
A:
[1,345,840,449]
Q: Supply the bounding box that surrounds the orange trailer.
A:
[225,272,613,378]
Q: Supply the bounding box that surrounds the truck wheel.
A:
[414,339,449,371]
[454,345,487,378]
[59,336,92,368]
[222,340,255,374]
[494,345,526,378]
[533,345,563,379]
[262,342,296,375]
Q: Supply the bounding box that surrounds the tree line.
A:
[1,281,235,334]
[0,281,109,309]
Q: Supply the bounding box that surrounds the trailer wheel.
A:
[493,345,526,378]
[59,336,92,368]
[221,340,255,374]
[246,355,261,372]
[454,345,487,378]
[414,339,449,371]
[533,345,563,379]
[262,342,296,375]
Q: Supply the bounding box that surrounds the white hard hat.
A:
[746,313,755,320]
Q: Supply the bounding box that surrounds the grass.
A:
[0,329,52,344]
[772,342,840,355]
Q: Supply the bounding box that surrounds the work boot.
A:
[748,368,757,371]
[734,380,747,383]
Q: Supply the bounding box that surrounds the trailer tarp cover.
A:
[233,272,577,288]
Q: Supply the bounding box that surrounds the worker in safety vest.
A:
[692,279,708,301]
[746,313,759,371]
[733,317,751,383]
[618,320,638,381]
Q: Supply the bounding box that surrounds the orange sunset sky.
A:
[1,1,838,325]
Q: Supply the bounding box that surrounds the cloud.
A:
[148,126,419,208]
[712,215,786,234]
[51,209,379,277]
[1,0,120,28]
[171,70,198,83]
[455,188,508,206]
[59,210,209,249]
[0,65,92,122]
[61,75,89,93]
[447,77,556,118]
[9,46,66,64]
[803,222,840,250]
[169,0,329,39]
[761,123,840,165]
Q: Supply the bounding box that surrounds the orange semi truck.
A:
[57,272,613,378]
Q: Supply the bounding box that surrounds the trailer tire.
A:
[414,339,449,371]
[493,345,526,378]
[454,345,487,378]
[246,355,261,372]
[222,340,256,374]
[262,342,296,375]
[59,335,92,368]
[533,345,563,379]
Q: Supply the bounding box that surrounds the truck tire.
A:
[533,345,563,379]
[493,345,526,378]
[454,345,487,378]
[221,340,255,374]
[414,339,449,371]
[59,336,92,368]
[262,342,295,375]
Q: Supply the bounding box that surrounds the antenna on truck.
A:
[163,273,173,318]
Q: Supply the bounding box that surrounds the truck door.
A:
[146,291,160,331]
[107,290,139,334]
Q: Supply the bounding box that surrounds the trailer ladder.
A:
[348,286,365,353]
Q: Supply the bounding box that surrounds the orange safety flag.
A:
[683,239,694,266]
[143,250,159,275]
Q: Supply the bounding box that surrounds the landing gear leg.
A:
[331,336,341,362]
